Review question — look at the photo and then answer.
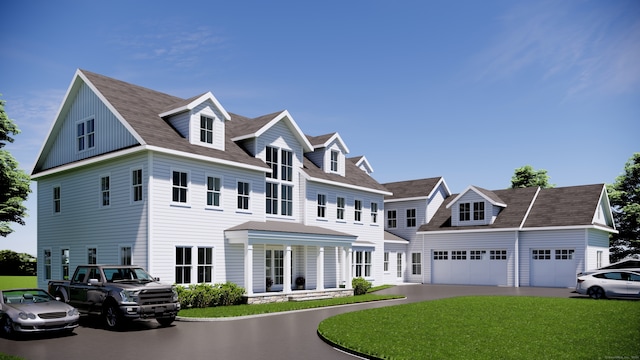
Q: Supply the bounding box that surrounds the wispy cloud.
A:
[473,1,640,98]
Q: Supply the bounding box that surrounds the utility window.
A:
[337,197,345,220]
[317,194,326,218]
[101,175,110,207]
[387,210,397,228]
[172,171,188,203]
[406,208,416,227]
[175,247,192,284]
[207,176,221,207]
[237,181,250,210]
[198,247,213,283]
[77,118,95,152]
[200,115,214,144]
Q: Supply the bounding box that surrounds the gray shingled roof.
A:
[383,177,443,200]
[303,156,389,192]
[419,184,611,232]
[306,133,337,147]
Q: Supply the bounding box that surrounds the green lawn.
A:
[0,276,37,290]
[178,293,403,317]
[318,296,640,359]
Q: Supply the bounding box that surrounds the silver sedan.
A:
[1,288,79,337]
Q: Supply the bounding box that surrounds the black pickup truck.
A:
[49,265,180,330]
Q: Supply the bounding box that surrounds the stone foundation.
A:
[244,288,353,305]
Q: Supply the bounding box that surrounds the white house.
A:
[383,181,617,288]
[32,69,617,294]
[31,69,391,299]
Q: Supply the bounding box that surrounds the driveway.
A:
[0,285,576,360]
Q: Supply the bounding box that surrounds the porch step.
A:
[287,293,334,302]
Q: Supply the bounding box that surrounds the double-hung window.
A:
[175,247,192,284]
[172,171,188,203]
[237,181,250,210]
[266,183,278,214]
[198,247,213,283]
[337,197,345,220]
[473,202,485,220]
[77,118,95,152]
[281,149,292,181]
[132,169,143,202]
[44,249,51,280]
[87,248,97,264]
[317,194,326,218]
[61,249,69,280]
[266,147,278,179]
[207,176,221,207]
[387,210,397,228]
[383,252,389,272]
[265,147,294,216]
[101,175,110,207]
[459,203,471,221]
[330,151,339,172]
[53,186,61,213]
[280,184,293,216]
[411,253,421,275]
[120,246,132,265]
[370,202,378,223]
[353,251,371,277]
[406,209,416,227]
[354,200,362,222]
[200,115,214,144]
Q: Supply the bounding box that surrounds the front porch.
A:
[244,288,353,305]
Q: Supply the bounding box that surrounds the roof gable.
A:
[159,91,230,120]
[349,155,374,175]
[384,177,448,201]
[446,185,507,209]
[229,110,313,152]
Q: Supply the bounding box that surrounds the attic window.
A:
[330,151,339,172]
[473,202,485,220]
[200,116,214,144]
[77,118,95,152]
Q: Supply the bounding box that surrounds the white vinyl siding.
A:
[451,191,490,227]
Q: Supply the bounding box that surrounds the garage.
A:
[530,248,576,287]
[431,249,508,286]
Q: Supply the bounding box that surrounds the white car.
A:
[576,270,640,299]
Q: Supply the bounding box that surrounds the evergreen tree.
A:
[607,153,640,262]
[510,165,554,189]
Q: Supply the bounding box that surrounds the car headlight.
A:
[68,308,79,316]
[171,287,179,302]
[18,312,36,320]
[120,290,140,303]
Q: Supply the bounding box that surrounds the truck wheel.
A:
[103,303,124,330]
[157,315,175,327]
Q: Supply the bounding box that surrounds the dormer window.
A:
[473,202,485,220]
[460,202,485,221]
[200,115,214,144]
[330,151,339,172]
[459,203,470,221]
[77,118,95,152]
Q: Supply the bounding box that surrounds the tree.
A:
[0,95,31,237]
[0,249,36,275]
[510,165,554,189]
[607,153,640,262]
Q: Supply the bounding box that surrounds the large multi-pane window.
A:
[207,176,221,207]
[266,183,278,214]
[354,200,362,222]
[120,246,132,265]
[175,247,192,284]
[198,247,213,283]
[44,249,51,280]
[61,249,69,280]
[353,251,372,277]
[411,253,421,275]
[101,175,110,207]
[317,194,326,218]
[237,181,250,210]
[280,149,293,181]
[337,197,345,220]
[132,169,143,202]
[266,147,278,179]
[200,115,214,144]
[406,208,416,227]
[77,118,95,151]
[387,210,397,228]
[87,248,97,264]
[53,186,61,213]
[281,185,293,216]
[473,202,485,220]
[172,171,188,203]
[459,203,470,221]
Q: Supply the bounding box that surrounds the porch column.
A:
[245,244,253,295]
[284,245,292,294]
[346,247,353,289]
[316,246,325,290]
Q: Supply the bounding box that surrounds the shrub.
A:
[352,277,371,295]
[176,282,246,308]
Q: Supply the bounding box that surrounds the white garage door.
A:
[432,250,508,286]
[530,249,576,287]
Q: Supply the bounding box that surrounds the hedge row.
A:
[176,282,246,308]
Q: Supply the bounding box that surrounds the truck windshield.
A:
[104,268,154,282]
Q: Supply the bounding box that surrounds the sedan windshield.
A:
[2,289,55,304]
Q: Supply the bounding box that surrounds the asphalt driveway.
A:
[0,285,577,360]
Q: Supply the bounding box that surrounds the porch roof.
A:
[225,220,357,247]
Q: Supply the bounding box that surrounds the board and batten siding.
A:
[146,153,265,286]
[518,229,586,287]
[42,83,139,170]
[421,231,517,286]
[36,153,149,288]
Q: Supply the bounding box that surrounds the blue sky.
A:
[1,0,639,256]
